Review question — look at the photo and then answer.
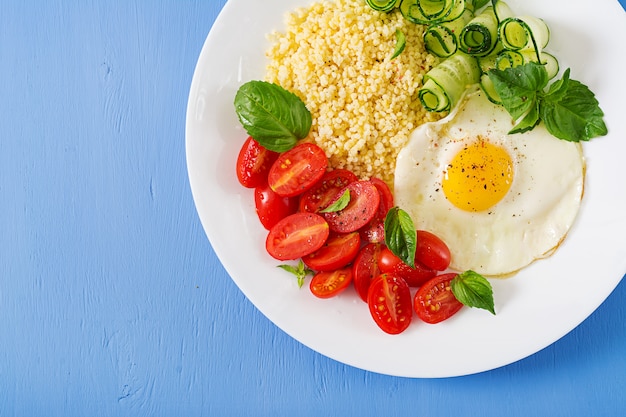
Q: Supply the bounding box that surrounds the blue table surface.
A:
[1,1,625,416]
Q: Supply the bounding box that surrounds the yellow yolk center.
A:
[442,139,514,212]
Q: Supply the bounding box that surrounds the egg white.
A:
[394,87,585,276]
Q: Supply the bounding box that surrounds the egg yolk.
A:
[442,139,514,212]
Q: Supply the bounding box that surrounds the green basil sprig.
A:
[384,207,417,268]
[451,270,496,315]
[319,189,351,213]
[278,260,314,288]
[234,81,312,152]
[487,62,607,142]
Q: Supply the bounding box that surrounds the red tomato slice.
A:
[360,219,386,244]
[265,212,329,261]
[236,136,279,188]
[299,168,358,213]
[367,273,412,335]
[414,273,463,324]
[268,142,328,197]
[302,232,361,272]
[377,246,436,287]
[416,230,451,271]
[310,268,353,299]
[254,184,299,230]
[370,177,394,210]
[352,243,383,302]
[323,181,380,233]
[359,178,394,243]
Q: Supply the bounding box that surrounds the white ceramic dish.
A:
[186,0,626,377]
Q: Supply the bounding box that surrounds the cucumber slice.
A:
[519,50,559,79]
[458,6,499,56]
[424,25,458,58]
[492,0,513,22]
[423,9,472,58]
[418,53,481,111]
[479,73,502,104]
[499,16,550,52]
[539,52,559,80]
[366,0,400,13]
[400,0,465,25]
[496,50,525,70]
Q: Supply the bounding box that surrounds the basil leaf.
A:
[390,29,406,60]
[487,62,548,120]
[450,270,495,315]
[489,63,607,142]
[544,68,570,101]
[319,189,350,213]
[384,207,416,268]
[509,98,540,134]
[278,260,314,288]
[234,81,312,152]
[540,75,608,142]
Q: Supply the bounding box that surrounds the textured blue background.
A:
[1,1,625,415]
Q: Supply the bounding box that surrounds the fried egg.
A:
[394,87,585,276]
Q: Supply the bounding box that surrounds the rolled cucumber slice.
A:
[423,8,473,58]
[400,0,466,25]
[458,1,512,56]
[418,53,481,111]
[520,50,559,79]
[499,16,550,52]
[458,6,499,56]
[496,50,558,79]
[479,73,502,104]
[366,0,401,13]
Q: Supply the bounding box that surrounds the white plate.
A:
[186,0,626,377]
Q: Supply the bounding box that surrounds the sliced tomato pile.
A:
[236,136,464,335]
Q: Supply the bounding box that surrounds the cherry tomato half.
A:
[359,177,394,243]
[414,273,463,324]
[268,142,328,197]
[377,246,436,287]
[299,168,358,213]
[302,232,361,272]
[236,136,279,188]
[352,243,383,303]
[254,184,299,230]
[265,212,329,261]
[367,273,413,335]
[323,180,380,233]
[310,267,353,299]
[416,230,451,271]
